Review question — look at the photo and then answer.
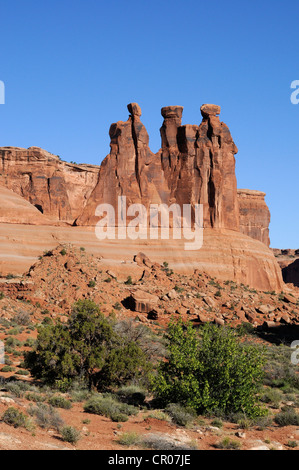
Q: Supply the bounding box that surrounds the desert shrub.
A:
[24,338,36,348]
[236,322,255,336]
[6,328,22,337]
[28,403,64,430]
[113,302,122,311]
[48,395,72,409]
[2,407,31,429]
[260,388,283,408]
[117,431,141,446]
[287,440,298,448]
[5,380,34,398]
[165,403,196,427]
[215,437,241,450]
[60,248,67,256]
[13,311,31,326]
[5,337,22,348]
[1,366,15,373]
[83,395,138,422]
[263,344,299,391]
[15,370,30,376]
[210,418,223,428]
[124,276,133,285]
[60,426,81,444]
[147,410,172,422]
[88,280,96,288]
[151,320,266,417]
[274,409,299,427]
[25,392,46,403]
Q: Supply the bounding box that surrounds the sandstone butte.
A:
[0,103,284,291]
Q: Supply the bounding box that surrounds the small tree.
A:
[151,320,266,417]
[25,300,150,390]
[25,300,117,389]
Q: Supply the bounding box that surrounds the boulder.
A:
[128,289,159,313]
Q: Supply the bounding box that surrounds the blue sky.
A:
[0,0,298,248]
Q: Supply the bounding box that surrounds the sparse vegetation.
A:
[60,425,81,444]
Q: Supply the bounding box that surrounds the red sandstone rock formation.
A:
[76,103,239,231]
[0,103,284,291]
[0,104,269,242]
[0,147,99,224]
[238,189,271,246]
[0,185,54,225]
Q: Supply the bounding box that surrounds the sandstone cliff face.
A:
[238,189,271,246]
[76,103,239,231]
[0,185,55,225]
[0,147,99,224]
[0,103,283,291]
[0,106,269,242]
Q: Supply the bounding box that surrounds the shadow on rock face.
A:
[282,259,299,287]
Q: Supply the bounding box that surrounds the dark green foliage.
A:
[151,320,266,417]
[124,276,133,285]
[98,342,150,389]
[61,426,81,444]
[25,299,149,390]
[116,385,147,406]
[24,300,115,388]
[48,395,72,409]
[2,407,29,428]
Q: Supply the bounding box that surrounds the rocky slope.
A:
[0,245,296,328]
[0,246,298,451]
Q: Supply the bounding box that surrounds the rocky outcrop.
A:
[0,103,284,291]
[0,105,270,241]
[77,103,239,230]
[272,249,299,287]
[282,260,299,287]
[0,185,55,225]
[238,189,271,246]
[0,147,99,225]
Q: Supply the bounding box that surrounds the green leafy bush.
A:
[151,320,266,417]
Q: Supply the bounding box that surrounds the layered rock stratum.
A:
[0,103,285,291]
